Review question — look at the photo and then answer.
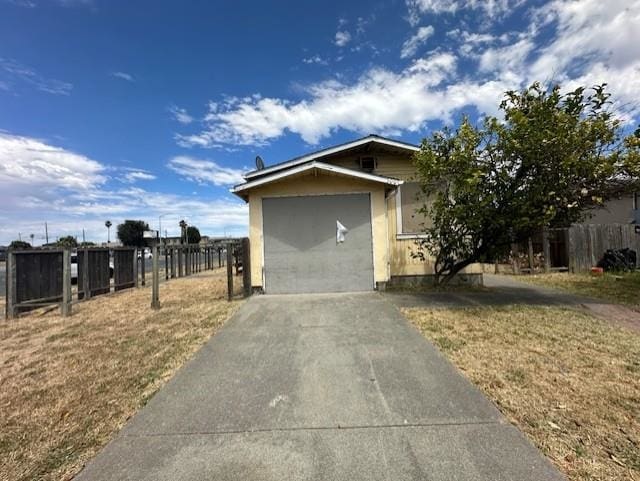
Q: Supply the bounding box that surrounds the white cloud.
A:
[406,0,522,25]
[0,57,73,95]
[528,0,640,82]
[401,26,435,59]
[122,170,156,183]
[0,133,248,244]
[0,133,105,203]
[111,71,134,82]
[175,51,520,147]
[302,55,329,65]
[167,156,246,186]
[178,0,640,150]
[334,30,352,47]
[478,38,534,74]
[168,105,194,124]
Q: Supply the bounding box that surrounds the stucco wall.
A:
[247,172,389,288]
[386,191,482,276]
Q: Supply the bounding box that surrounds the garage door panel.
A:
[263,194,374,294]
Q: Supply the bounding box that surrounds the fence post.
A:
[542,227,551,273]
[511,243,520,275]
[218,247,222,268]
[140,250,146,286]
[133,248,139,287]
[6,250,17,319]
[527,237,534,274]
[82,247,91,300]
[61,249,72,317]
[170,247,175,278]
[227,244,233,301]
[151,244,160,309]
[242,238,251,297]
[165,245,169,281]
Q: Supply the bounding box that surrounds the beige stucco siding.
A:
[386,191,482,276]
[247,172,389,288]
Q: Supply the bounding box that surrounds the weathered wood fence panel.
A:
[7,249,64,316]
[568,224,640,272]
[78,248,110,299]
[113,248,136,291]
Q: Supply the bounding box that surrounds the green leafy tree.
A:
[186,226,201,244]
[79,241,96,247]
[9,240,31,250]
[413,82,640,284]
[117,220,150,247]
[56,236,78,248]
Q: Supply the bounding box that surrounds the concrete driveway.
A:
[77,292,563,481]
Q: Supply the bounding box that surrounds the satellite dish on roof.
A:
[255,155,265,170]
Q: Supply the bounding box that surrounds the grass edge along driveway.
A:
[404,304,640,481]
[519,271,640,310]
[0,270,241,481]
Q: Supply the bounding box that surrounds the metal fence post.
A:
[170,247,175,278]
[226,244,233,301]
[6,250,17,319]
[218,247,222,268]
[61,249,72,317]
[151,244,160,309]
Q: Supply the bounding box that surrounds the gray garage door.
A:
[262,193,374,294]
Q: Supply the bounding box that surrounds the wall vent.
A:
[359,156,376,172]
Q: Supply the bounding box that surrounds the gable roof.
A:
[232,161,403,200]
[244,134,419,180]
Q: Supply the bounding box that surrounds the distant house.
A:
[232,135,481,294]
[579,193,640,225]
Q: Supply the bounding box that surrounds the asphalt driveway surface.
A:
[77,292,563,481]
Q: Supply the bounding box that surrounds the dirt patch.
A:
[404,305,640,481]
[0,268,243,481]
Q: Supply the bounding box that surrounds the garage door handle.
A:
[337,220,349,243]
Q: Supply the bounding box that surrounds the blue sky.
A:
[1,0,638,245]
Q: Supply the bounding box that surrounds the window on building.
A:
[398,182,432,235]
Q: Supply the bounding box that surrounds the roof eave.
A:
[243,135,419,180]
[231,161,403,200]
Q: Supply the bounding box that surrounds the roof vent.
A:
[359,156,376,172]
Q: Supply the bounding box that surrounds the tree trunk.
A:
[437,257,477,285]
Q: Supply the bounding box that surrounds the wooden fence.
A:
[5,239,252,319]
[508,224,640,274]
[567,224,640,272]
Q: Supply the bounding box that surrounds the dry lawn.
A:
[404,305,640,481]
[0,269,242,481]
[521,272,640,310]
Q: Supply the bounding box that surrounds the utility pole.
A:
[82,228,86,244]
[45,222,49,244]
